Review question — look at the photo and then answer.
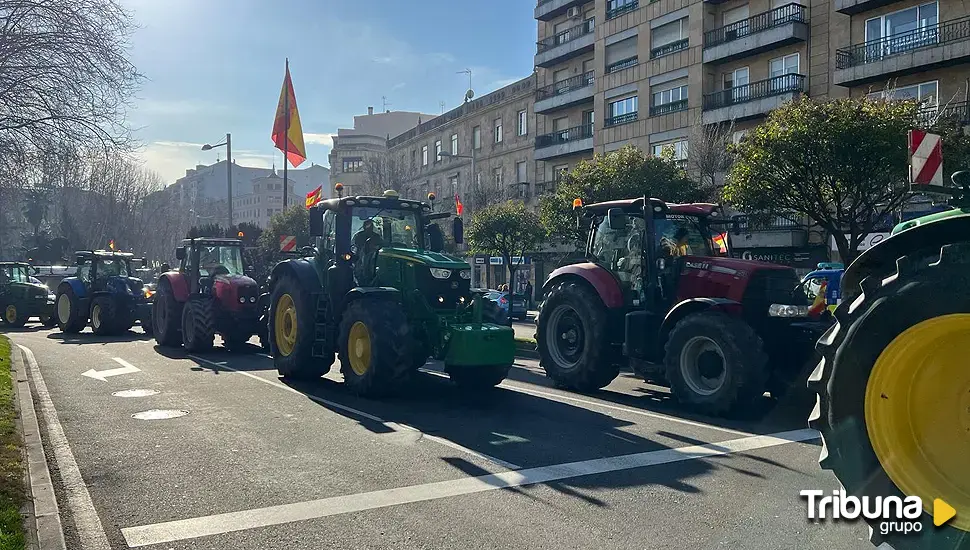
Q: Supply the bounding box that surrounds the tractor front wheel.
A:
[338,298,410,396]
[153,281,182,347]
[271,274,331,379]
[181,299,214,352]
[446,364,510,391]
[3,304,27,328]
[664,311,768,416]
[55,287,85,334]
[90,297,119,336]
[536,281,620,391]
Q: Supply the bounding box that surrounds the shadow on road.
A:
[45,328,153,345]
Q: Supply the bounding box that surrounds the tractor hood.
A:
[379,247,470,270]
[213,274,259,288]
[13,281,52,297]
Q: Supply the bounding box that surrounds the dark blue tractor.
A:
[54,250,153,336]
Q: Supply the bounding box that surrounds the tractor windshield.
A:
[96,258,130,278]
[654,215,715,258]
[0,265,29,284]
[197,245,244,277]
[351,206,422,249]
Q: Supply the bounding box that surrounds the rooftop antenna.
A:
[439,101,446,114]
[382,95,391,112]
[458,68,474,103]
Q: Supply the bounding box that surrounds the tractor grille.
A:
[416,267,470,310]
[743,269,805,316]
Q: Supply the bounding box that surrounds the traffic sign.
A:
[279,235,296,252]
[908,130,943,187]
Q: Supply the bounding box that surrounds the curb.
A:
[12,345,67,550]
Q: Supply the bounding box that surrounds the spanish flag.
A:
[712,232,727,253]
[271,59,307,167]
[108,239,115,251]
[455,193,464,216]
[306,185,323,208]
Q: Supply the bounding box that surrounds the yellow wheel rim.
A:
[91,304,101,329]
[347,321,372,376]
[866,313,970,532]
[4,305,15,324]
[274,293,298,357]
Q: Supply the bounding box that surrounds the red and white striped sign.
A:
[908,130,943,187]
[279,235,296,252]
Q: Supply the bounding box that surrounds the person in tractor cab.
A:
[352,219,384,285]
[200,247,229,277]
[661,227,693,257]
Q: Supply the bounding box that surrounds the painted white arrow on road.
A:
[488,432,529,446]
[82,358,141,382]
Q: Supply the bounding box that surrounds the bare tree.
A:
[362,150,415,194]
[687,115,736,196]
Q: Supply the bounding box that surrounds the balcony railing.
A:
[733,214,803,231]
[606,56,639,73]
[537,71,595,101]
[607,0,638,19]
[919,100,970,127]
[605,112,638,127]
[535,123,594,148]
[704,3,807,47]
[650,99,688,116]
[703,73,805,110]
[537,18,595,53]
[651,38,689,58]
[836,16,970,69]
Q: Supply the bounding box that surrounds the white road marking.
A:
[19,345,111,550]
[80,357,141,381]
[187,355,520,470]
[122,428,819,547]
[604,431,638,444]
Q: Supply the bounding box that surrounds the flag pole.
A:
[283,58,289,209]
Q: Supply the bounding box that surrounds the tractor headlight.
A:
[458,270,471,280]
[239,297,246,303]
[768,304,809,318]
[429,268,451,279]
[249,297,256,303]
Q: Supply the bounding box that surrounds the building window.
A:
[605,36,638,73]
[553,164,569,182]
[768,53,800,92]
[732,130,748,144]
[516,161,527,183]
[651,82,688,116]
[411,149,416,168]
[451,133,458,155]
[435,140,442,162]
[342,157,363,172]
[473,126,481,149]
[867,80,938,109]
[422,145,428,166]
[494,118,503,143]
[650,18,688,58]
[652,140,688,162]
[492,167,503,186]
[607,96,639,126]
[865,3,938,45]
[517,110,528,136]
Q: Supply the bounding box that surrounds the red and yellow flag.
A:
[305,185,323,208]
[271,60,307,167]
[712,232,727,253]
[108,239,115,251]
[455,193,464,216]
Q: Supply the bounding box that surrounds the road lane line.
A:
[121,428,819,547]
[187,355,519,470]
[19,345,111,550]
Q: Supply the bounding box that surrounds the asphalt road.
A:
[6,325,873,550]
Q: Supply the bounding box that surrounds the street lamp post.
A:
[202,133,233,228]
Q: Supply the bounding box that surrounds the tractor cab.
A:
[52,251,152,335]
[76,251,146,294]
[175,238,251,296]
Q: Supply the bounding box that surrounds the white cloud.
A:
[153,140,207,148]
[304,133,335,147]
[391,82,406,91]
[137,99,227,116]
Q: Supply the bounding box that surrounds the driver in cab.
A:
[353,219,384,253]
[661,227,692,258]
[200,248,227,277]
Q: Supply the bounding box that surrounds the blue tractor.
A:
[54,250,153,336]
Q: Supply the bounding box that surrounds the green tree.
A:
[724,97,933,264]
[539,145,708,241]
[254,206,309,282]
[467,201,544,285]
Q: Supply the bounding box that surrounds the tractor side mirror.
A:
[607,208,627,231]
[309,209,323,237]
[175,247,186,261]
[427,224,445,252]
[952,170,970,188]
[453,217,464,245]
[160,263,171,273]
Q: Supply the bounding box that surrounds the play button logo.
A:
[933,499,956,527]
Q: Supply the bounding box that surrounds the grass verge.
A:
[0,336,24,550]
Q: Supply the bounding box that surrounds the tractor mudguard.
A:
[842,213,970,300]
[159,272,189,302]
[345,286,401,303]
[660,297,743,341]
[60,278,88,299]
[271,259,321,294]
[542,263,624,308]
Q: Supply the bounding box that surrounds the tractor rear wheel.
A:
[55,287,85,334]
[90,297,118,336]
[271,274,331,379]
[447,364,510,391]
[181,299,214,352]
[810,245,970,549]
[39,311,57,327]
[3,304,27,328]
[664,311,768,416]
[338,298,410,396]
[153,280,182,347]
[536,281,620,391]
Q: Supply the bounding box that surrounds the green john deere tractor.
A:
[0,262,56,327]
[810,170,970,549]
[267,189,515,396]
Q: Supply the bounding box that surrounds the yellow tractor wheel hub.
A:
[274,294,298,357]
[866,313,970,532]
[4,305,16,324]
[347,321,372,376]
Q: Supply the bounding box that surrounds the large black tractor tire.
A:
[181,299,215,353]
[810,246,970,550]
[55,287,85,334]
[536,281,620,391]
[447,364,511,391]
[3,304,28,328]
[153,281,182,347]
[338,298,410,397]
[39,310,57,328]
[664,311,768,416]
[90,297,119,336]
[139,309,153,336]
[271,274,331,380]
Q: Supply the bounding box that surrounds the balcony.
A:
[731,214,807,248]
[607,0,639,20]
[650,99,688,116]
[918,100,970,128]
[605,112,638,127]
[535,124,595,160]
[606,56,639,74]
[651,38,690,59]
[536,0,588,21]
[835,0,903,16]
[703,4,808,64]
[536,18,596,68]
[535,71,595,114]
[702,73,805,124]
[835,16,970,86]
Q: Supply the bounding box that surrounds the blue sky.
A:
[123,0,537,184]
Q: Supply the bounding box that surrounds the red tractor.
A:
[152,238,265,352]
[536,198,826,415]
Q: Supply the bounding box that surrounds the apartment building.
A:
[232,171,295,229]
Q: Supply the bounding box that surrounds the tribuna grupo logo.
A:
[801,490,924,535]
